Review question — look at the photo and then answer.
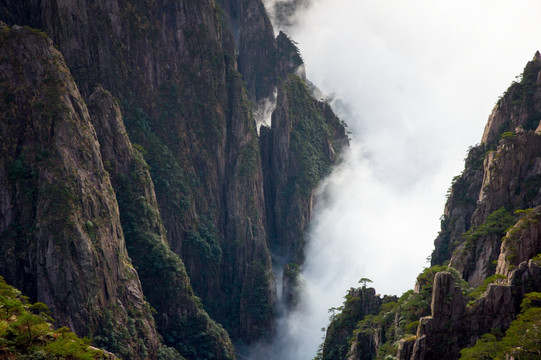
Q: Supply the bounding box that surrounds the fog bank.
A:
[257,1,541,358]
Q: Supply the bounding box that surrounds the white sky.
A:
[253,1,541,359]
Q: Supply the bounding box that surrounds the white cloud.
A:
[254,1,541,358]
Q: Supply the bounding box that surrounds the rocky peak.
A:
[321,287,383,360]
[404,272,514,360]
[481,51,541,146]
[430,272,465,319]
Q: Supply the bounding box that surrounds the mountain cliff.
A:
[0,0,347,357]
[319,52,541,359]
[0,24,160,358]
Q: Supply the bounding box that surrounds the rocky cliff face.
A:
[321,287,383,360]
[403,272,513,360]
[1,0,275,342]
[261,75,349,264]
[0,0,349,355]
[88,86,235,359]
[434,52,541,286]
[0,24,159,359]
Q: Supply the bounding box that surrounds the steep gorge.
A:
[0,0,347,358]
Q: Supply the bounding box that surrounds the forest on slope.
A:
[0,0,347,359]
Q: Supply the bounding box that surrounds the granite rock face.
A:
[1,0,274,342]
[261,75,349,264]
[0,24,159,359]
[88,86,235,359]
[322,287,383,360]
[434,53,541,286]
[321,52,541,360]
[405,272,513,360]
[0,0,349,352]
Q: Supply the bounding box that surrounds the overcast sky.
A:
[255,1,541,358]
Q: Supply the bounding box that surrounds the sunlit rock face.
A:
[434,53,541,286]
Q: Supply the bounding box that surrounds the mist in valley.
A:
[249,1,541,358]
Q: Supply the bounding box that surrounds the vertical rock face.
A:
[1,0,274,341]
[405,272,514,360]
[261,75,349,263]
[432,53,541,286]
[319,52,541,360]
[496,206,541,277]
[321,287,383,360]
[88,86,235,359]
[237,0,279,101]
[1,0,348,349]
[0,24,159,359]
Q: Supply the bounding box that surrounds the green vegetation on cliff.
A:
[262,74,348,263]
[461,292,541,359]
[0,276,108,360]
[88,87,234,360]
[319,266,470,359]
[285,75,343,196]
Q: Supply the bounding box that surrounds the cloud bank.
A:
[254,1,541,358]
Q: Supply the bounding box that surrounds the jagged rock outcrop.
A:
[433,52,541,286]
[313,50,541,360]
[431,145,485,266]
[261,75,349,264]
[219,0,305,103]
[346,327,382,360]
[0,0,350,348]
[276,31,305,80]
[88,86,235,359]
[0,24,159,359]
[237,0,278,101]
[496,206,541,277]
[403,272,514,360]
[321,287,382,360]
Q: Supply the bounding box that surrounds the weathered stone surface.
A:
[88,86,235,359]
[321,287,382,360]
[431,272,465,319]
[397,338,416,360]
[434,53,541,286]
[261,75,349,264]
[1,0,276,342]
[481,51,541,146]
[0,24,159,359]
[497,207,541,277]
[405,272,514,360]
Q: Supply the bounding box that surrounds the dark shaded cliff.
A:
[88,87,235,359]
[321,287,383,360]
[0,24,160,359]
[0,0,349,355]
[1,0,274,342]
[261,75,348,264]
